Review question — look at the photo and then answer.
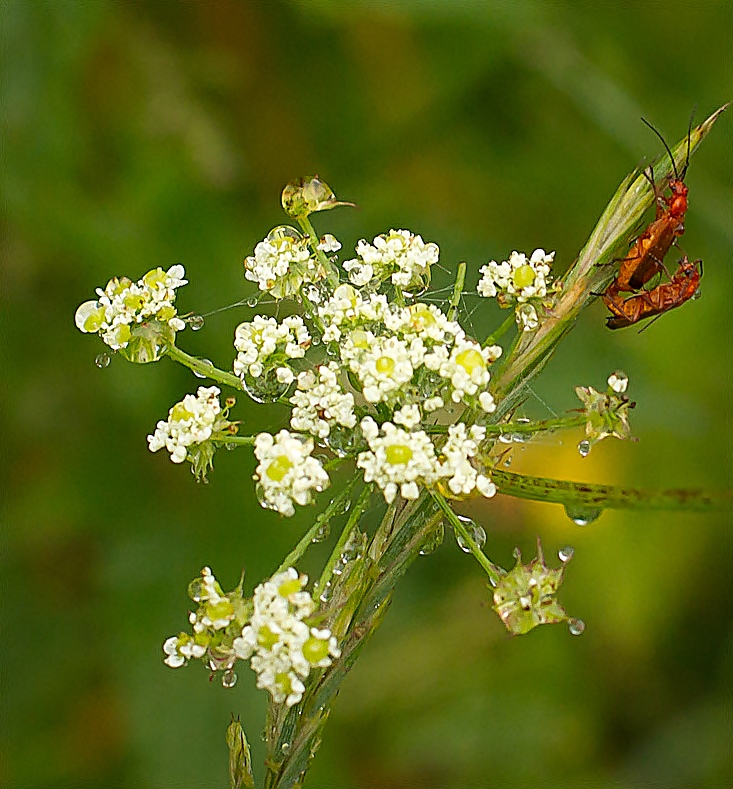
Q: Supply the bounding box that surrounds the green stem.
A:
[447,261,467,322]
[275,475,361,577]
[216,435,256,446]
[429,490,502,585]
[424,413,586,437]
[491,468,732,512]
[165,344,243,391]
[298,214,339,288]
[484,311,516,348]
[313,483,370,597]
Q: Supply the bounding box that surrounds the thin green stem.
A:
[216,435,256,446]
[165,344,243,390]
[298,214,339,287]
[484,311,516,348]
[314,483,371,597]
[447,262,467,322]
[491,468,732,512]
[275,475,361,577]
[429,490,502,585]
[424,413,586,437]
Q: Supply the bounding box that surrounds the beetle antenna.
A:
[641,117,679,181]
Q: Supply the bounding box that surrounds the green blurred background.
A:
[3,1,731,787]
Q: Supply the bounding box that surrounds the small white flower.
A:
[74,265,188,350]
[478,249,555,304]
[393,404,421,429]
[147,386,225,464]
[244,232,324,300]
[357,418,441,503]
[317,234,342,253]
[290,363,356,439]
[439,424,495,498]
[347,335,414,403]
[354,230,439,291]
[254,430,330,516]
[233,315,310,382]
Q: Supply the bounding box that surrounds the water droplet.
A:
[281,742,290,754]
[193,359,214,379]
[311,335,321,347]
[242,370,291,404]
[94,353,111,368]
[246,296,258,308]
[311,522,330,543]
[516,417,531,424]
[563,504,602,526]
[577,439,591,457]
[324,427,357,457]
[319,582,333,603]
[419,521,445,555]
[510,432,525,443]
[568,617,586,636]
[188,314,205,331]
[502,452,513,467]
[454,516,486,553]
[498,434,513,444]
[558,546,575,563]
[222,669,238,688]
[225,442,237,451]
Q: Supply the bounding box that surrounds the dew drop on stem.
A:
[193,359,214,379]
[568,618,586,636]
[558,546,575,563]
[563,504,602,526]
[94,353,111,368]
[419,521,444,555]
[454,516,486,553]
[188,314,205,331]
[577,440,591,457]
[222,669,238,688]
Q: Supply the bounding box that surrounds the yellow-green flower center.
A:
[455,348,486,374]
[258,625,280,651]
[512,264,535,289]
[334,283,358,308]
[205,599,234,623]
[375,356,395,375]
[302,636,329,665]
[171,403,194,422]
[278,578,302,598]
[407,303,436,329]
[266,455,293,481]
[385,444,413,465]
[350,329,369,349]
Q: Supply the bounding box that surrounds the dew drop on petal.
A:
[577,440,591,457]
[188,315,205,331]
[94,353,111,369]
[568,617,586,636]
[563,504,602,527]
[558,546,575,563]
[222,670,238,688]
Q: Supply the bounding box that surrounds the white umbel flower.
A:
[147,386,224,463]
[439,424,496,498]
[357,418,441,503]
[290,363,357,439]
[75,264,188,350]
[244,232,325,299]
[254,431,329,516]
[478,249,555,303]
[233,314,311,380]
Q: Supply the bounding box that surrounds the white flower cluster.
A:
[254,430,330,516]
[290,362,357,439]
[233,314,311,386]
[344,229,439,290]
[75,265,187,350]
[163,566,237,669]
[357,418,497,504]
[244,230,325,299]
[478,249,557,332]
[233,568,340,707]
[147,386,228,463]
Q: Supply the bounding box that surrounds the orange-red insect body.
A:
[606,118,691,299]
[603,256,701,330]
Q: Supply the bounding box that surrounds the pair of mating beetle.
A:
[601,118,701,330]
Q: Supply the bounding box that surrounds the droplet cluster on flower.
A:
[478,249,558,332]
[163,567,340,708]
[243,228,326,299]
[147,386,234,473]
[74,265,188,350]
